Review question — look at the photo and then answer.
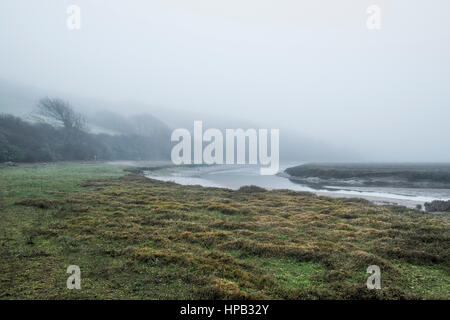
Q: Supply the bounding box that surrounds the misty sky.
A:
[1,0,449,161]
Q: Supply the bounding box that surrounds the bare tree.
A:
[32,97,85,131]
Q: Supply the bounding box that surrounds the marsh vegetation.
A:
[0,163,448,299]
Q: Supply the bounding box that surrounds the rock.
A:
[424,200,450,212]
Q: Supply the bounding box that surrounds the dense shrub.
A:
[424,200,450,212]
[0,113,170,162]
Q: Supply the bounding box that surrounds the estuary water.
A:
[143,163,450,209]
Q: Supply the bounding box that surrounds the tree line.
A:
[0,98,171,162]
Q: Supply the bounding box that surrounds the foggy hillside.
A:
[0,79,359,162]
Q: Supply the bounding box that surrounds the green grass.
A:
[0,163,449,299]
[0,163,125,198]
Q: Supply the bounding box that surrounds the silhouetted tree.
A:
[32,97,85,132]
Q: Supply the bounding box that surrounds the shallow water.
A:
[144,164,450,209]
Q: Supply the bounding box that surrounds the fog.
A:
[1,0,449,162]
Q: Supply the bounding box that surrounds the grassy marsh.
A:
[0,163,449,299]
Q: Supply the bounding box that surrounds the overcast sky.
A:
[0,0,449,161]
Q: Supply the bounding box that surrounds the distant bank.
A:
[284,163,450,189]
[284,163,450,212]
